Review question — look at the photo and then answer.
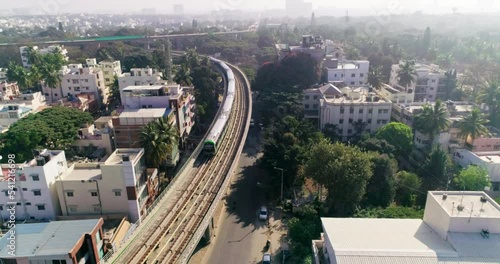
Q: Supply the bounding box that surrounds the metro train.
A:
[203,58,236,155]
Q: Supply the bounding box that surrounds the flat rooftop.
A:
[324,87,390,104]
[105,148,143,165]
[119,108,169,118]
[0,219,101,258]
[122,85,165,91]
[63,166,102,181]
[430,191,500,218]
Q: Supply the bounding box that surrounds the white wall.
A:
[453,149,500,182]
[423,193,452,240]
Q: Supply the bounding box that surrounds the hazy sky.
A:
[4,0,500,14]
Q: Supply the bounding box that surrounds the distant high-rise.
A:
[173,4,184,15]
[286,0,313,18]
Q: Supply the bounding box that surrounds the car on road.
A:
[262,253,271,264]
[250,118,255,126]
[259,206,268,220]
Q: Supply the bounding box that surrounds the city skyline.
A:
[2,0,499,15]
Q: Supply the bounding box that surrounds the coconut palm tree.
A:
[43,69,62,104]
[397,60,417,89]
[413,99,451,144]
[478,79,500,125]
[368,66,384,90]
[174,63,193,86]
[139,117,179,168]
[457,108,489,143]
[6,62,32,90]
[25,45,41,66]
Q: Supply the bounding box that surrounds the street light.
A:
[274,167,284,205]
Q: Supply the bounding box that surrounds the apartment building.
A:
[56,149,158,222]
[378,83,414,104]
[312,191,500,264]
[0,219,104,263]
[0,150,68,221]
[323,58,369,85]
[42,64,107,106]
[0,89,47,132]
[453,149,500,190]
[72,116,116,155]
[117,68,164,91]
[86,58,122,86]
[19,45,69,68]
[304,84,392,141]
[390,61,448,102]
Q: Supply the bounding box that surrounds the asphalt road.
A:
[199,94,285,264]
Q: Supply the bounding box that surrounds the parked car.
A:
[262,253,271,264]
[259,206,268,220]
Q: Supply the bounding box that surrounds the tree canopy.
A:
[453,166,491,191]
[376,122,413,158]
[363,154,397,208]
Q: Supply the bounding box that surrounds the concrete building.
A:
[86,58,122,86]
[0,219,104,263]
[312,191,500,264]
[289,35,325,63]
[390,61,448,102]
[324,40,345,59]
[0,89,47,132]
[452,149,500,190]
[0,150,67,221]
[19,45,68,68]
[304,84,391,140]
[42,64,107,106]
[378,83,415,104]
[72,116,116,156]
[56,149,157,222]
[324,59,369,85]
[117,68,164,91]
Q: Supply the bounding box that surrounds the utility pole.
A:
[274,167,284,205]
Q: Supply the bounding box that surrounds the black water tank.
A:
[36,157,46,166]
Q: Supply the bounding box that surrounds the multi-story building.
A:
[43,64,107,105]
[391,101,475,128]
[324,40,345,59]
[452,149,500,190]
[0,91,47,131]
[312,191,500,264]
[19,45,69,68]
[56,149,157,222]
[117,68,164,91]
[304,84,392,141]
[0,104,32,131]
[289,35,325,63]
[0,219,105,263]
[390,61,448,102]
[378,83,414,104]
[86,58,122,86]
[120,84,196,146]
[0,150,67,221]
[323,59,369,85]
[72,116,116,155]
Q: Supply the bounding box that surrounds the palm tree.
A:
[174,63,193,86]
[457,108,489,143]
[6,62,32,90]
[43,69,62,104]
[139,117,179,168]
[397,60,417,89]
[368,66,384,90]
[25,45,41,66]
[413,99,451,144]
[478,79,500,125]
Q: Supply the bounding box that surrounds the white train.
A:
[203,58,236,155]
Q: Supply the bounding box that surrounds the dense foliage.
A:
[0,107,93,162]
[453,166,491,191]
[375,122,413,158]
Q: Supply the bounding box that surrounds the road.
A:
[197,93,286,264]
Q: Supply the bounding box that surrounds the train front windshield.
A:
[204,142,216,154]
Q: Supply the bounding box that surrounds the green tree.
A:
[139,117,179,168]
[364,154,397,208]
[287,205,322,262]
[354,206,424,219]
[413,100,450,144]
[478,79,500,126]
[397,60,417,89]
[308,141,373,216]
[444,69,458,100]
[395,171,422,207]
[419,146,450,192]
[457,108,489,142]
[375,122,413,158]
[322,123,340,142]
[6,62,32,89]
[453,166,491,191]
[368,65,384,90]
[108,76,120,109]
[357,137,396,156]
[174,63,193,86]
[304,138,336,200]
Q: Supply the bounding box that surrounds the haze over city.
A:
[3,0,500,15]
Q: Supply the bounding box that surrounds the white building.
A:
[304,84,392,140]
[0,219,104,264]
[43,64,107,105]
[324,59,369,85]
[378,83,415,104]
[72,116,116,155]
[312,191,500,264]
[0,104,33,132]
[56,149,157,222]
[453,149,500,189]
[0,90,47,132]
[86,58,122,86]
[19,45,69,68]
[118,68,164,91]
[390,61,448,102]
[0,150,67,221]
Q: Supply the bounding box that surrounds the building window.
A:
[142,105,147,109]
[148,105,153,108]
[340,108,344,114]
[16,202,21,206]
[91,192,98,197]
[26,202,31,206]
[68,87,72,90]
[305,104,309,109]
[350,82,355,85]
[334,74,337,77]
[45,93,49,96]
[37,205,45,210]
[93,206,101,212]
[349,107,354,113]
[494,145,500,150]
[0,205,3,210]
[348,118,353,124]
[72,79,79,84]
[359,81,363,84]
[359,109,363,114]
[339,119,344,124]
[378,109,383,114]
[313,95,318,100]
[351,73,355,77]
[54,93,58,97]
[348,129,353,134]
[367,119,372,123]
[383,109,389,114]
[382,120,388,124]
[33,190,41,196]
[32,175,40,181]
[305,95,310,100]
[22,188,27,191]
[67,192,74,197]
[312,104,318,109]
[368,109,373,114]
[432,79,436,83]
[114,191,121,196]
[360,73,364,77]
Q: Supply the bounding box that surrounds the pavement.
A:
[189,125,287,263]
